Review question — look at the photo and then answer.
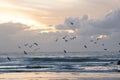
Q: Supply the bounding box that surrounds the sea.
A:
[0,51,120,72]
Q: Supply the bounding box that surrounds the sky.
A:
[0,0,120,54]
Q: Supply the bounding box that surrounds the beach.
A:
[0,72,120,80]
[0,52,120,80]
[0,0,120,80]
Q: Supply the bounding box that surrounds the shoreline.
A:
[0,72,120,80]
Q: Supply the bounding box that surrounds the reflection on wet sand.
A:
[0,72,120,80]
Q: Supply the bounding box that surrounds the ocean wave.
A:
[0,52,120,72]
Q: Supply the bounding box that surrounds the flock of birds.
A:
[5,34,120,65]
[6,42,40,61]
[19,42,40,55]
[55,35,120,54]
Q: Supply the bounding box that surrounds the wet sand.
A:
[0,72,120,80]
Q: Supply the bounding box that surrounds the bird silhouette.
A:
[7,57,11,61]
[94,42,97,44]
[24,51,28,55]
[64,50,67,53]
[119,43,120,45]
[119,50,120,53]
[90,40,93,42]
[24,43,28,46]
[71,22,74,25]
[18,46,21,49]
[104,49,107,51]
[84,45,87,48]
[55,38,58,42]
[65,39,68,42]
[117,60,120,65]
[70,36,76,40]
[34,43,38,46]
[97,38,100,40]
[62,36,67,39]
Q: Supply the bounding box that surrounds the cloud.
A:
[54,9,120,52]
[0,22,29,52]
[56,15,90,30]
[91,9,120,30]
[0,22,70,53]
[64,17,81,30]
[85,9,120,37]
[0,22,28,35]
[56,9,120,37]
[0,9,120,53]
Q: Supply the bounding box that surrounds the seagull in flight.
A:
[18,46,21,49]
[71,22,74,25]
[55,38,58,42]
[119,43,120,45]
[24,43,28,46]
[90,40,93,42]
[64,50,67,53]
[62,35,67,39]
[34,43,38,46]
[84,45,87,48]
[24,51,28,55]
[7,57,11,61]
[104,49,107,51]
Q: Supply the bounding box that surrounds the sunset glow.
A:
[0,12,48,30]
[0,0,119,32]
[97,35,108,39]
[0,15,39,26]
[0,0,120,53]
